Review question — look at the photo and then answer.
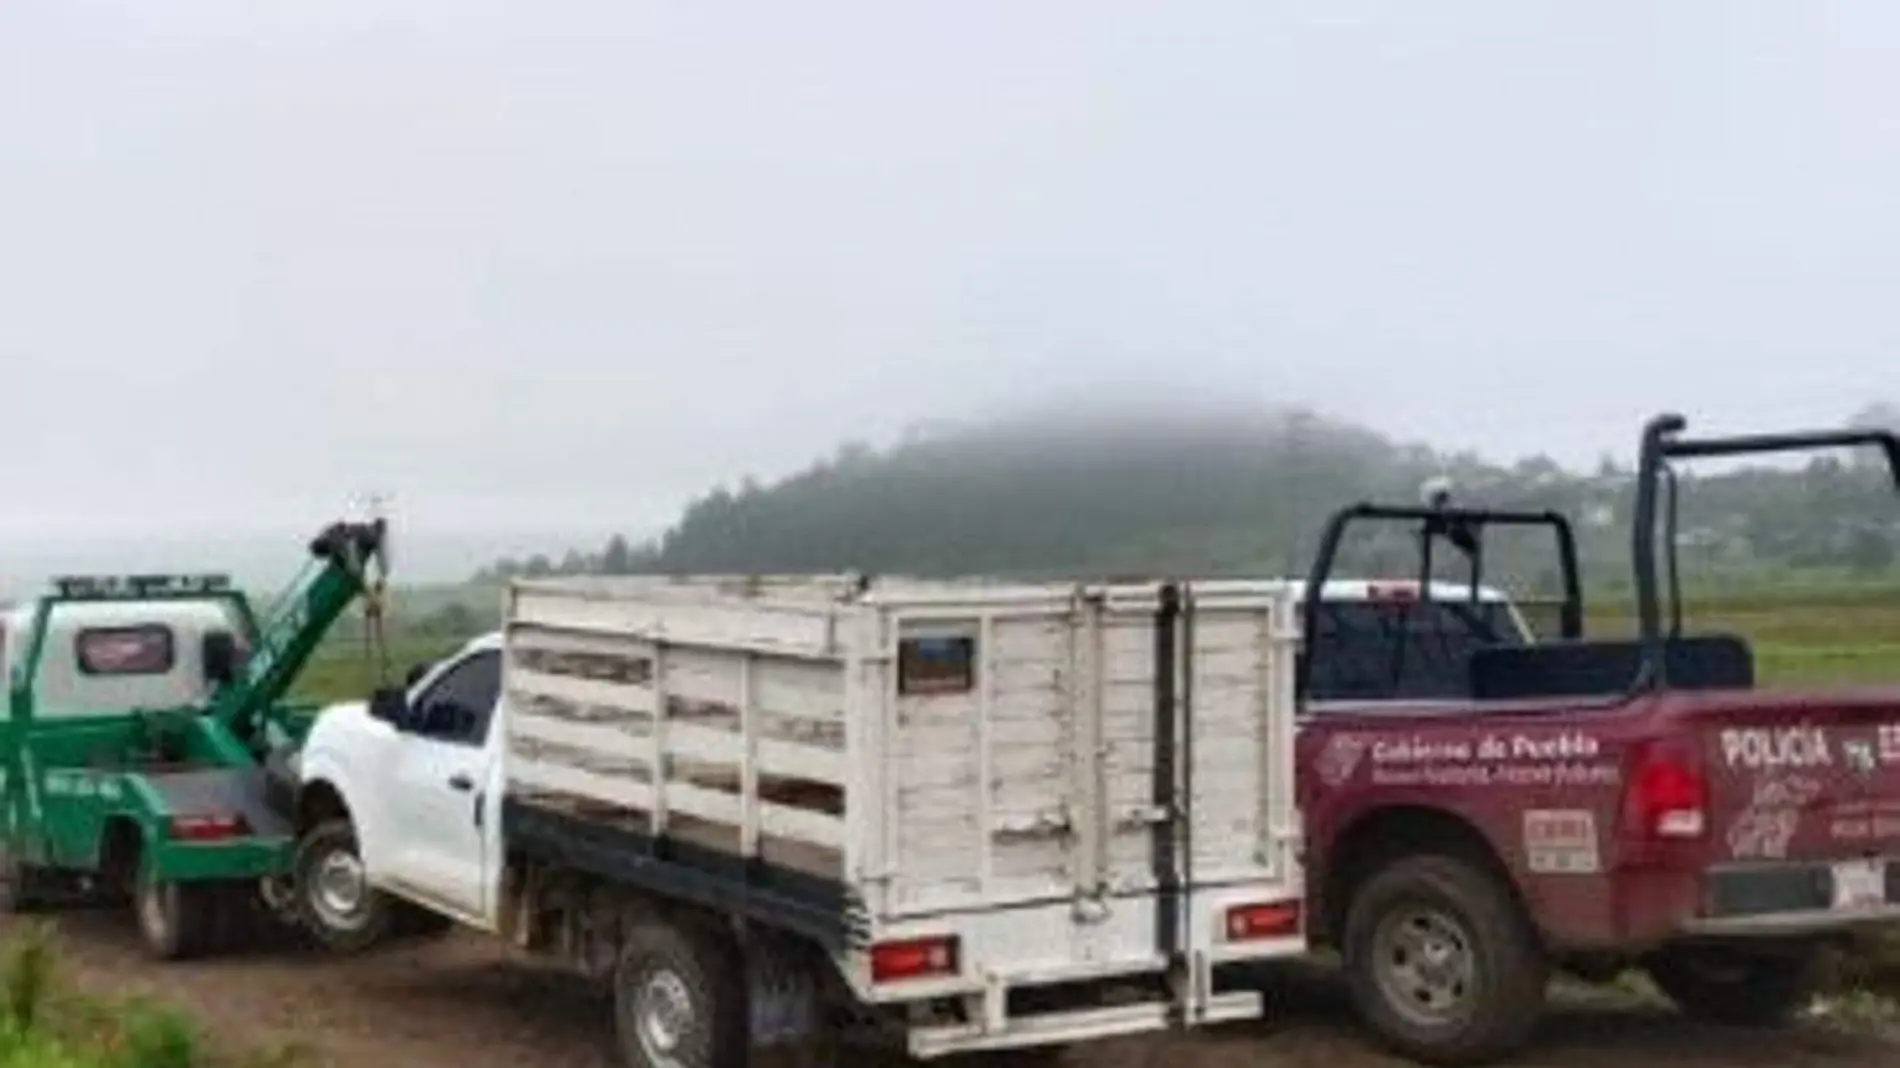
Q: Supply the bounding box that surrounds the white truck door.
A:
[388,647,501,921]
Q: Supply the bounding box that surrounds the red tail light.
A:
[168,813,248,842]
[1622,742,1708,840]
[1225,900,1302,942]
[870,935,960,984]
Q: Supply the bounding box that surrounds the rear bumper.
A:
[1680,855,1900,938]
[908,990,1262,1060]
[863,884,1305,1058]
[149,837,294,882]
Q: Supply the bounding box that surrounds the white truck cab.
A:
[292,631,504,940]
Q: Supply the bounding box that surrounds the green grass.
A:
[1579,588,1900,686]
[291,634,469,705]
[0,924,304,1068]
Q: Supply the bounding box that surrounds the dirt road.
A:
[14,909,1898,1068]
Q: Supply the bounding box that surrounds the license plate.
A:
[1832,859,1888,911]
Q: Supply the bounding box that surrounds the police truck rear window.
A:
[75,626,176,676]
[1307,599,1523,702]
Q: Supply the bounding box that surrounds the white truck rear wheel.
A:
[613,918,748,1068]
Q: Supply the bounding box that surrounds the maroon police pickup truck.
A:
[1293,414,1900,1065]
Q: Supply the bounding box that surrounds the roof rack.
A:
[51,573,233,601]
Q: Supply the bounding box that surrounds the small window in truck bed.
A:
[899,635,976,695]
[75,625,176,677]
[1307,599,1523,703]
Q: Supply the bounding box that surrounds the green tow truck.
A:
[0,518,388,959]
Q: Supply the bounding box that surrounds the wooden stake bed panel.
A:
[500,574,1302,990]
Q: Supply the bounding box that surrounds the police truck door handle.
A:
[448,773,474,792]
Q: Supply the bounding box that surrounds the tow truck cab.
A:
[0,598,247,717]
[1294,415,1900,1068]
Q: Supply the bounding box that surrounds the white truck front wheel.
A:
[294,818,391,953]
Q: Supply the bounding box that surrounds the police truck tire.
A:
[613,916,749,1068]
[1342,854,1547,1066]
[295,818,392,954]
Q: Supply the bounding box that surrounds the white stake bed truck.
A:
[287,575,1304,1067]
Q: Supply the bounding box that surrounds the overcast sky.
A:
[3,2,1897,551]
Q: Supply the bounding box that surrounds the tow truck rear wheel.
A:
[134,872,219,961]
[1645,942,1823,1028]
[1342,853,1547,1066]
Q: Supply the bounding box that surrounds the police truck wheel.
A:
[613,917,749,1068]
[294,818,392,953]
[135,875,216,961]
[1343,854,1547,1066]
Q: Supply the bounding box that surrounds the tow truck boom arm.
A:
[207,518,388,739]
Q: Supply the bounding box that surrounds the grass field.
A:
[0,923,292,1068]
[1582,585,1900,686]
[292,634,468,706]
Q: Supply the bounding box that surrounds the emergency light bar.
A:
[52,573,234,600]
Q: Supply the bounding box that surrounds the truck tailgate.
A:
[1689,689,1900,913]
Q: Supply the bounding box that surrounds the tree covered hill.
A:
[477,401,1900,592]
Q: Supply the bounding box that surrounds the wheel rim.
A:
[308,845,371,932]
[1372,905,1478,1028]
[633,967,696,1068]
[137,881,172,944]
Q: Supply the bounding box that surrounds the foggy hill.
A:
[480,402,1900,592]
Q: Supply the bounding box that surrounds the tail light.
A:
[870,935,960,984]
[168,813,249,842]
[1224,900,1302,942]
[1622,741,1708,840]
